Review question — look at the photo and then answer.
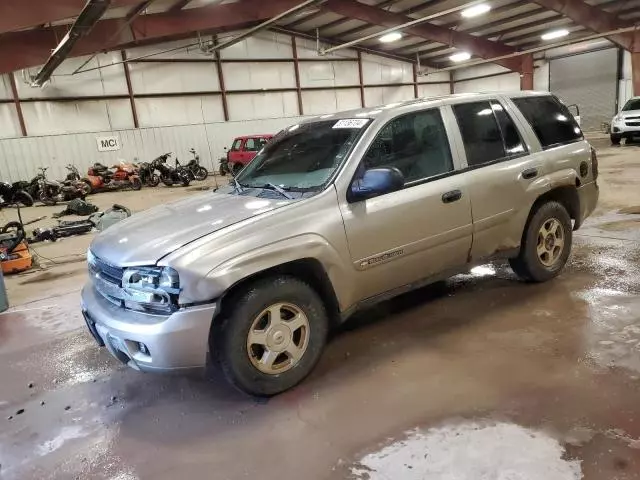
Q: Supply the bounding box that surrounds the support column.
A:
[291,36,303,116]
[632,51,640,97]
[121,51,139,128]
[520,54,534,91]
[412,62,418,98]
[8,72,26,136]
[357,51,365,107]
[213,35,229,122]
[449,71,454,95]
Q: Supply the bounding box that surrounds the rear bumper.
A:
[576,180,599,229]
[81,283,216,373]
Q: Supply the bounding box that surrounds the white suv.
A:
[611,96,640,144]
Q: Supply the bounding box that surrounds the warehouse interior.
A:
[0,0,640,478]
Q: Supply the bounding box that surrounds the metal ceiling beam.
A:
[0,0,141,35]
[322,0,525,72]
[0,0,305,74]
[168,0,193,11]
[530,0,639,51]
[316,0,400,33]
[30,0,112,87]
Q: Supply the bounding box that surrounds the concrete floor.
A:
[1,142,640,479]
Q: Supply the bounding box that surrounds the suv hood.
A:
[618,110,640,118]
[90,191,293,266]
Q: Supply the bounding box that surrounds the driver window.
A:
[362,108,453,183]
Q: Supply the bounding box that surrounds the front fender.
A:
[193,234,353,310]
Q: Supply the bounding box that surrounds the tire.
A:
[509,201,572,283]
[195,166,208,181]
[39,190,56,206]
[213,275,329,396]
[219,166,227,176]
[610,134,622,145]
[82,179,93,194]
[148,174,160,187]
[14,190,34,207]
[130,178,142,191]
[231,163,243,176]
[180,174,191,187]
[161,175,174,187]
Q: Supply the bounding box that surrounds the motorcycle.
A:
[136,161,160,187]
[151,154,191,187]
[65,164,81,181]
[34,167,90,206]
[183,148,208,181]
[218,147,230,176]
[84,162,142,193]
[0,182,34,207]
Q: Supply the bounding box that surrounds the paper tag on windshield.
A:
[332,119,369,129]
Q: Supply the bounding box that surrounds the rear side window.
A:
[512,96,582,149]
[453,102,506,167]
[245,138,259,151]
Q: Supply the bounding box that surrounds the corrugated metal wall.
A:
[0,31,462,182]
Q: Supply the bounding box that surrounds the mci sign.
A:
[96,136,121,152]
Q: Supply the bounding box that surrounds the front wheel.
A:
[509,201,572,282]
[39,191,57,206]
[610,133,622,145]
[195,166,208,181]
[130,177,142,191]
[148,174,160,187]
[14,190,34,207]
[213,276,328,396]
[231,163,243,176]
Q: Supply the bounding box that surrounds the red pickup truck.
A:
[221,134,273,175]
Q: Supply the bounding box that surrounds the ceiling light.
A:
[461,3,491,18]
[449,52,471,62]
[541,29,569,40]
[379,32,402,43]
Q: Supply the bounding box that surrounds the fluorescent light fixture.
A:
[449,52,471,62]
[379,32,402,43]
[541,29,569,40]
[461,3,491,18]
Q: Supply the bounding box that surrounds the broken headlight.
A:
[122,266,180,314]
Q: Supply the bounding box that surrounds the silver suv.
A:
[610,96,640,144]
[81,92,599,396]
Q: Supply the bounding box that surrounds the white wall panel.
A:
[136,95,224,127]
[364,85,414,107]
[302,88,361,115]
[454,64,511,81]
[222,62,296,91]
[296,37,357,59]
[128,62,219,94]
[298,61,359,88]
[0,104,21,139]
[126,38,208,60]
[21,100,133,136]
[227,91,299,120]
[16,53,128,99]
[418,83,450,98]
[622,50,632,80]
[0,75,12,100]
[534,61,549,91]
[220,31,292,59]
[361,53,413,85]
[455,73,520,93]
[417,71,449,83]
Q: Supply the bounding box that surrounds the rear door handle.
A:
[442,190,462,204]
[522,168,538,179]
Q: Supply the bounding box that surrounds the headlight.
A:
[122,266,180,314]
[613,114,622,123]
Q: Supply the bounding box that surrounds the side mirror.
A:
[349,167,404,202]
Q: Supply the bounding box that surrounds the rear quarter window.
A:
[512,96,583,149]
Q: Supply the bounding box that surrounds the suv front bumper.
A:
[81,283,216,373]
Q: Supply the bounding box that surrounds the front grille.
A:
[625,121,640,127]
[89,254,123,286]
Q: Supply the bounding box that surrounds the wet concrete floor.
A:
[1,143,640,479]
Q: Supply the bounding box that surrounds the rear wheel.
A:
[213,276,328,396]
[195,166,208,181]
[81,179,93,194]
[509,201,572,282]
[14,191,33,207]
[611,133,622,145]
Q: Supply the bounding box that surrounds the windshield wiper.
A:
[258,182,293,199]
[230,178,245,194]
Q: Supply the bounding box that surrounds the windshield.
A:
[622,99,640,111]
[236,119,370,190]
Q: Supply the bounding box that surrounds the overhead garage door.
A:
[549,48,618,132]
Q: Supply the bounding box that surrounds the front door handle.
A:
[522,168,538,179]
[442,189,462,204]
